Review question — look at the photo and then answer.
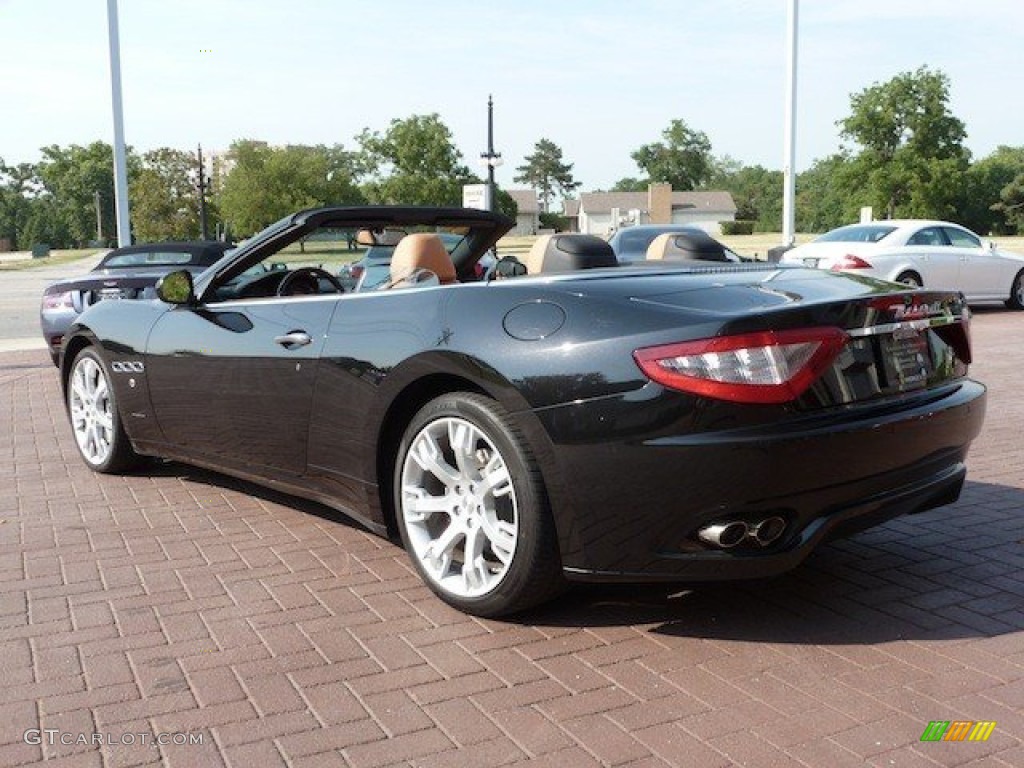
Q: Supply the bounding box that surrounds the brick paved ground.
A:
[0,310,1021,768]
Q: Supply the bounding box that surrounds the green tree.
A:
[838,66,969,220]
[610,177,647,192]
[961,146,1024,233]
[0,160,38,249]
[994,172,1024,233]
[35,142,140,246]
[514,139,580,213]
[220,141,363,236]
[130,148,211,242]
[630,119,713,191]
[707,158,784,232]
[356,114,472,206]
[795,154,862,233]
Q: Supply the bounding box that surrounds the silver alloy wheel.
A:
[400,416,519,598]
[69,355,115,466]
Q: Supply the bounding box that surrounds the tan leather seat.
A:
[523,234,617,274]
[523,235,554,275]
[645,233,677,260]
[645,232,729,262]
[389,233,456,287]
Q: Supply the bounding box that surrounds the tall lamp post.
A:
[480,95,503,212]
[196,145,210,240]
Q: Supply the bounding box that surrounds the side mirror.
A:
[155,270,195,305]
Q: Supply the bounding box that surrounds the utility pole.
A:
[94,190,103,243]
[106,0,131,246]
[197,144,209,240]
[480,95,503,212]
[782,0,799,247]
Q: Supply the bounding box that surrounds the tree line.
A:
[2,66,1022,250]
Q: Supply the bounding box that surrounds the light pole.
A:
[480,95,503,212]
[106,0,131,246]
[782,0,799,247]
[196,145,209,240]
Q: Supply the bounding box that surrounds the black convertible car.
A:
[41,241,235,364]
[58,206,986,616]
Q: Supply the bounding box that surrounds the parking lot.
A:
[0,309,1022,767]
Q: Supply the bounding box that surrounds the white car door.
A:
[942,226,1005,299]
[903,226,960,289]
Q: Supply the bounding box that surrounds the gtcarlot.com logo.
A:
[24,730,203,747]
[920,721,996,742]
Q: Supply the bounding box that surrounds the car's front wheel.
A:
[1006,269,1024,310]
[394,393,563,616]
[67,347,141,473]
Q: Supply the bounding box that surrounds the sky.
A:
[3,0,1023,191]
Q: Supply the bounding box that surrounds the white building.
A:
[565,184,737,236]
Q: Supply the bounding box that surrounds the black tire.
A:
[896,271,922,288]
[394,392,564,617]
[1006,270,1024,310]
[66,347,142,474]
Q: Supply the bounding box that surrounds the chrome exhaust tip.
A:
[750,516,787,546]
[697,521,749,549]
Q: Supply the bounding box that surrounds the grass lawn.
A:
[0,248,104,272]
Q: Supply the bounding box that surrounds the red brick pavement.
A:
[0,310,1021,767]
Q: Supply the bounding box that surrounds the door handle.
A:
[274,331,312,348]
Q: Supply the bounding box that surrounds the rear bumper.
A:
[529,379,987,582]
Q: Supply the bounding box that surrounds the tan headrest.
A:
[389,233,456,286]
[356,229,376,246]
[645,233,674,260]
[523,234,554,275]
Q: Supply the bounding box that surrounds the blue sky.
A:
[4,0,1023,190]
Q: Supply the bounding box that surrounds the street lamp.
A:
[479,94,503,212]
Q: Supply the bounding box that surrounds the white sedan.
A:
[781,220,1024,309]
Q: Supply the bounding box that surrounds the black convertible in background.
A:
[57,206,986,616]
[40,241,234,364]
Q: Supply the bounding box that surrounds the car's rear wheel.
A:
[1006,270,1024,310]
[896,271,922,288]
[394,393,563,616]
[67,347,141,473]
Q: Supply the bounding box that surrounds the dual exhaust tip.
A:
[698,516,787,549]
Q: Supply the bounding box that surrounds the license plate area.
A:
[802,257,819,268]
[880,330,933,391]
[99,288,125,301]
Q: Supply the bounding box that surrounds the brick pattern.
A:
[0,311,1021,766]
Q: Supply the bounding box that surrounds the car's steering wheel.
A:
[276,267,345,296]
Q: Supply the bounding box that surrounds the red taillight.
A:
[634,327,849,404]
[42,291,73,310]
[831,254,873,270]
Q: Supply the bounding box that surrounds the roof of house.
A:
[507,189,540,215]
[577,190,737,215]
[562,199,581,217]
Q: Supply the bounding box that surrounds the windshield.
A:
[816,224,897,243]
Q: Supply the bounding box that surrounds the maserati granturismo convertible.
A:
[57,206,987,616]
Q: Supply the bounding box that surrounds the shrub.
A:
[720,220,755,235]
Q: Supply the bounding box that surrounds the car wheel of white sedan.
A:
[896,271,922,288]
[67,347,141,473]
[395,393,563,617]
[1007,270,1024,310]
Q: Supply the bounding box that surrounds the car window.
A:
[102,251,197,268]
[816,225,897,243]
[907,227,950,247]
[942,227,981,248]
